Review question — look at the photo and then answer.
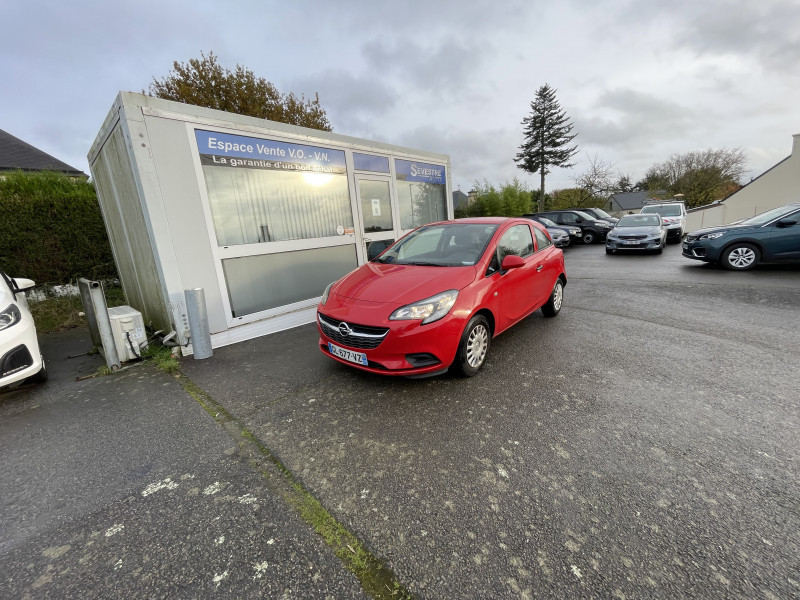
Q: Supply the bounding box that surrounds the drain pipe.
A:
[184,288,213,360]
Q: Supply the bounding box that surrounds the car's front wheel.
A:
[451,314,491,377]
[721,243,760,271]
[541,279,564,318]
[582,231,596,244]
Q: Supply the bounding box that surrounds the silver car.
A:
[606,214,667,254]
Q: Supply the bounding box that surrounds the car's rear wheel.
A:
[541,279,564,318]
[722,243,760,271]
[582,231,596,244]
[452,314,491,377]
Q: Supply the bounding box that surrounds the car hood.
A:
[332,262,477,304]
[691,222,760,236]
[611,226,662,235]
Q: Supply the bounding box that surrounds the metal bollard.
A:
[184,288,213,359]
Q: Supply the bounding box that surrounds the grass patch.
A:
[141,343,180,374]
[29,284,126,333]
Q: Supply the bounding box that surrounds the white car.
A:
[639,201,687,242]
[1,271,47,388]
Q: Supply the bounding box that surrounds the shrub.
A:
[0,170,117,284]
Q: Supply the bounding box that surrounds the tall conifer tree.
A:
[514,84,579,211]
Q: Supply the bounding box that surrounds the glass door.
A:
[356,176,397,261]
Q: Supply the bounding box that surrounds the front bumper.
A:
[0,318,43,388]
[607,238,664,251]
[317,309,465,376]
[682,240,720,263]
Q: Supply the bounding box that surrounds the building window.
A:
[395,159,447,230]
[200,167,353,246]
[353,153,390,173]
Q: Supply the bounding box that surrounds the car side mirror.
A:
[10,277,36,300]
[501,255,525,271]
[12,277,36,292]
[776,218,798,228]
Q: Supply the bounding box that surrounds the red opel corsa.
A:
[317,217,567,377]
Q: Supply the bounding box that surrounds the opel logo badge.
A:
[338,322,352,337]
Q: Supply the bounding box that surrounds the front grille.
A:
[619,234,647,240]
[317,313,389,350]
[1,344,33,378]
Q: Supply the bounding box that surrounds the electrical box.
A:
[108,306,146,362]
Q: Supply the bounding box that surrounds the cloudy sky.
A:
[2,0,798,193]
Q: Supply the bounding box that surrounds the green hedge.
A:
[0,170,118,284]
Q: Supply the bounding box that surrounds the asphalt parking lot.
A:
[3,240,799,598]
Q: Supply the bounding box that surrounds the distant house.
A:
[0,129,86,178]
[452,189,469,211]
[606,191,653,214]
[686,133,800,232]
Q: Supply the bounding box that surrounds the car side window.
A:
[533,227,552,251]
[560,213,577,224]
[497,224,534,262]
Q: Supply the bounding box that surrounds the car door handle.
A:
[536,265,544,272]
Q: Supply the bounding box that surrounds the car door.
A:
[767,210,800,260]
[495,223,538,330]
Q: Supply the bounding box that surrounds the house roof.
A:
[607,191,651,210]
[0,129,85,176]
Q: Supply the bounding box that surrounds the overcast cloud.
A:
[2,0,797,192]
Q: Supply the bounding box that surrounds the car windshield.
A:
[372,223,498,266]
[574,211,595,220]
[738,204,800,226]
[617,215,661,227]
[590,208,613,219]
[641,205,682,217]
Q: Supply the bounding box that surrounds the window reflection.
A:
[201,166,353,246]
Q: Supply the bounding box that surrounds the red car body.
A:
[317,217,566,377]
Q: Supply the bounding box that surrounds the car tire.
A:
[606,248,614,254]
[721,243,760,271]
[582,231,596,244]
[451,314,491,377]
[655,244,663,255]
[541,279,564,318]
[27,358,48,384]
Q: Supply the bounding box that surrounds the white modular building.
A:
[88,92,452,353]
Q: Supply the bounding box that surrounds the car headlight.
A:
[0,304,22,332]
[699,232,726,240]
[320,282,334,305]
[390,290,459,325]
[594,221,610,228]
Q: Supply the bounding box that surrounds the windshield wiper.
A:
[403,261,444,267]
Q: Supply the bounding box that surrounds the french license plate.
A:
[328,342,368,366]
[624,241,639,245]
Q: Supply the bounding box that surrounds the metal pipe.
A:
[80,278,120,370]
[184,288,213,359]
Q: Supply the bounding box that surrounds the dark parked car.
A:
[682,203,800,270]
[569,207,619,225]
[531,210,613,244]
[522,215,574,248]
[606,214,666,254]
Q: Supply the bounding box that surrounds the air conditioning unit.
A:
[108,306,146,362]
